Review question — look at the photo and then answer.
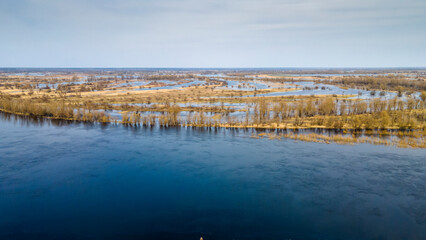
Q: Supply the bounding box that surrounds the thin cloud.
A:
[0,0,425,67]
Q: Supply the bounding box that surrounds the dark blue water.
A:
[0,113,425,240]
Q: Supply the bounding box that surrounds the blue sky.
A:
[0,0,425,68]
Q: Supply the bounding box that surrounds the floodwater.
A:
[133,80,206,91]
[0,112,425,240]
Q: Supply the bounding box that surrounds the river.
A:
[0,112,425,240]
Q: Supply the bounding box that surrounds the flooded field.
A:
[1,69,425,148]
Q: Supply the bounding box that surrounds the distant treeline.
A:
[326,75,426,92]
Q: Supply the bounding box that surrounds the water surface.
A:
[0,113,425,240]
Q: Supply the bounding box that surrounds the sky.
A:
[0,0,425,68]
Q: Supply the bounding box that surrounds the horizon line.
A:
[1,67,426,70]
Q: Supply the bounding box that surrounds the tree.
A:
[421,91,426,102]
[350,115,363,130]
[379,111,391,129]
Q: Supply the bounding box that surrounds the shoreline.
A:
[2,109,424,149]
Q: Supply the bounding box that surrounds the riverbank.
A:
[1,109,424,148]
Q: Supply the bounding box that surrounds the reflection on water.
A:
[0,112,425,240]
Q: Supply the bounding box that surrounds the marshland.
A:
[1,68,425,148]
